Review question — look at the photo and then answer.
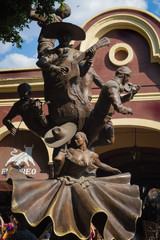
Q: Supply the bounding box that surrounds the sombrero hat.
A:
[43,22,86,41]
[44,122,77,148]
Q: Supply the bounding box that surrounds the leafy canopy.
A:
[0,0,65,48]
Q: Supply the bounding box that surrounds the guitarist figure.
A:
[37,22,110,131]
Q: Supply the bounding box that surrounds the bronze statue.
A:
[83,66,140,147]
[36,22,140,146]
[29,4,71,59]
[3,9,142,240]
[79,60,105,110]
[2,66,139,146]
[7,126,142,240]
[36,22,110,131]
[44,129,121,178]
[3,22,140,148]
[3,83,50,137]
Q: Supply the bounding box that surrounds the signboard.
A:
[0,130,49,180]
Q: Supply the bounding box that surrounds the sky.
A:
[0,0,160,69]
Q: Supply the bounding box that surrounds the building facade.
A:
[0,7,160,238]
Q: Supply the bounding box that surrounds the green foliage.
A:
[0,0,65,48]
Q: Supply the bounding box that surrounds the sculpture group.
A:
[3,4,142,240]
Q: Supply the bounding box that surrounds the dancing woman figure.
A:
[7,124,141,240]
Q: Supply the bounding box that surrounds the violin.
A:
[124,82,141,93]
[124,82,160,93]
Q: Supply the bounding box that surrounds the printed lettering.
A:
[1,168,8,175]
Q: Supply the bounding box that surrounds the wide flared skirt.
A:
[7,168,142,240]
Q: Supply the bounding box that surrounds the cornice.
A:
[0,76,44,93]
[91,92,160,103]
[0,93,160,107]
[0,67,39,73]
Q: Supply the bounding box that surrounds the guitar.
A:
[74,36,110,64]
[50,37,110,86]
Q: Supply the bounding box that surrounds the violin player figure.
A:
[83,66,141,147]
[3,83,50,137]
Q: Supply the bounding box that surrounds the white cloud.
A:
[0,0,149,69]
[0,53,37,69]
[20,21,40,43]
[153,0,160,16]
[64,0,148,25]
[0,42,12,54]
[4,1,148,47]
